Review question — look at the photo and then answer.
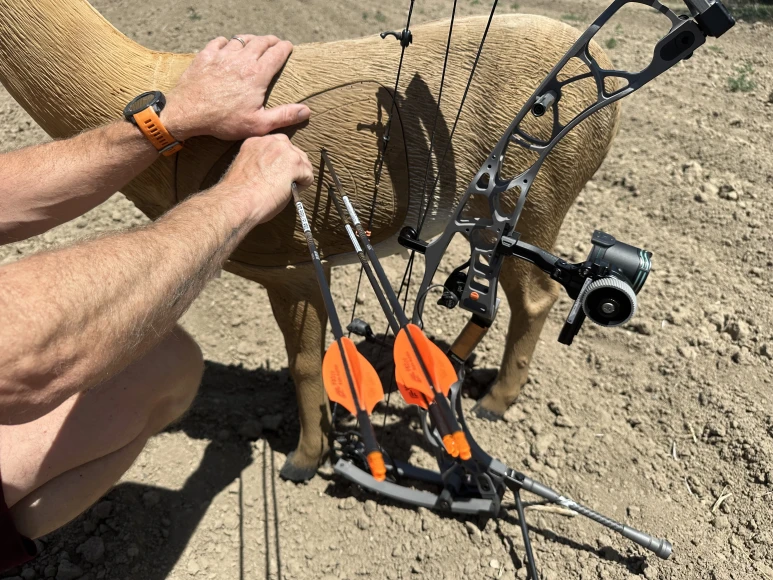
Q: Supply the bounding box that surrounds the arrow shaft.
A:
[342,195,411,328]
[324,178,461,454]
[343,223,402,336]
[292,185,346,339]
[338,193,471,459]
[292,183,386,477]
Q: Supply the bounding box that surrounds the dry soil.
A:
[0,1,771,580]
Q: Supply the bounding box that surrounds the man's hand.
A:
[162,35,310,142]
[220,134,314,225]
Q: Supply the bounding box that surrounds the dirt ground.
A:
[1,0,772,579]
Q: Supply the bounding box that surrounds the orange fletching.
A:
[322,337,384,415]
[396,324,457,397]
[393,328,436,406]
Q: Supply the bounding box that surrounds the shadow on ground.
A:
[11,361,298,580]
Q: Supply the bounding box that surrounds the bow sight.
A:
[295,1,736,578]
[401,227,653,347]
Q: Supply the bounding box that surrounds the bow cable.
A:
[347,0,417,331]
[395,0,500,325]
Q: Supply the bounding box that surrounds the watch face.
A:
[133,93,157,110]
[126,91,164,118]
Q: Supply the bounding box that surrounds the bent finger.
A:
[202,36,229,54]
[245,35,282,59]
[256,41,293,80]
[295,153,315,188]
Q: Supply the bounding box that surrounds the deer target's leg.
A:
[264,268,331,482]
[473,257,560,420]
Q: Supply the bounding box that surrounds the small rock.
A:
[77,536,105,563]
[712,516,730,530]
[760,343,772,359]
[44,565,57,578]
[187,559,200,576]
[142,490,160,508]
[725,319,750,342]
[489,559,501,569]
[355,516,370,530]
[768,90,773,104]
[90,501,113,520]
[363,500,377,517]
[82,521,97,534]
[707,422,727,438]
[465,521,482,545]
[238,420,262,440]
[555,415,574,428]
[719,186,738,201]
[261,413,283,432]
[628,320,653,336]
[22,569,36,580]
[682,161,703,185]
[56,561,83,580]
[532,433,555,458]
[236,341,255,356]
[339,497,357,510]
[411,565,423,574]
[110,211,122,222]
[702,182,719,196]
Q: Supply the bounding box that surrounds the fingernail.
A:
[297,107,310,122]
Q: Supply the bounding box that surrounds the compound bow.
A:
[292,1,736,577]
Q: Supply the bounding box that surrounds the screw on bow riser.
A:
[380,28,413,48]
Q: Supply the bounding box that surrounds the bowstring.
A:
[347,0,416,331]
[344,0,500,453]
[338,1,417,448]
[395,0,500,325]
[416,0,459,230]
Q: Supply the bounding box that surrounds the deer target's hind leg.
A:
[264,269,331,482]
[473,257,560,420]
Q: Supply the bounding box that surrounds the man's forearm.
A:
[0,183,255,424]
[0,117,172,243]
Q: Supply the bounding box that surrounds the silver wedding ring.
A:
[231,36,246,47]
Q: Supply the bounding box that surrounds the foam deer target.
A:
[0,0,620,480]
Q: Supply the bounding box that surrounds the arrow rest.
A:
[309,0,734,577]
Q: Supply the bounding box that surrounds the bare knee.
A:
[145,327,204,432]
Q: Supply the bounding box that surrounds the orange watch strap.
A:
[132,107,183,157]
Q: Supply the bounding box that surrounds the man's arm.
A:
[0,134,313,425]
[0,35,310,244]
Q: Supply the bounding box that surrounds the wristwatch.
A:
[123,91,183,157]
